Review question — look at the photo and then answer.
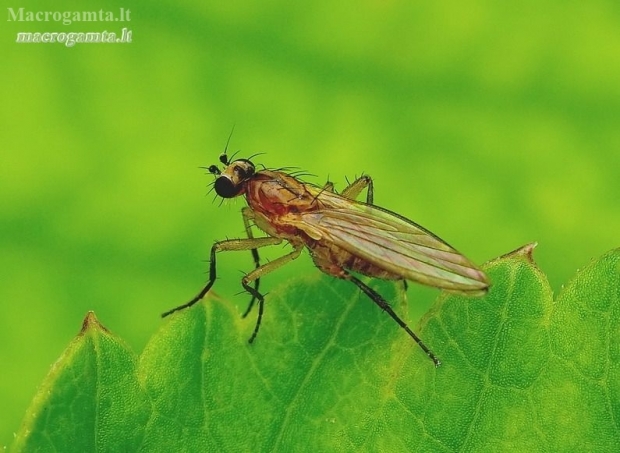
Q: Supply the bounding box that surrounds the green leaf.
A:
[10,245,620,452]
[10,313,150,452]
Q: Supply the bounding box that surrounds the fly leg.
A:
[240,245,304,343]
[341,177,434,360]
[341,175,374,204]
[321,176,373,203]
[161,236,282,318]
[341,174,410,295]
[344,271,441,367]
[401,280,408,302]
[241,207,262,318]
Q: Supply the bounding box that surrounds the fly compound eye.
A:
[214,176,240,198]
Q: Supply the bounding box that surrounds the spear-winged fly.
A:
[163,152,489,366]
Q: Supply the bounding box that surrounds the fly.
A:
[162,152,490,366]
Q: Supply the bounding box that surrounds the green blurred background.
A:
[2,0,619,445]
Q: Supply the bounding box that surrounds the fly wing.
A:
[297,199,489,294]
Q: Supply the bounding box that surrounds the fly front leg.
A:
[341,175,374,204]
[241,206,262,317]
[161,236,282,318]
[240,245,304,343]
[344,271,441,367]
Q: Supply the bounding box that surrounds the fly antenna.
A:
[220,125,235,165]
[207,165,221,175]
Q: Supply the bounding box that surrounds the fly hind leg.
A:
[341,175,374,204]
[344,271,441,367]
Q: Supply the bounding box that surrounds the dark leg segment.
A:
[161,236,282,318]
[240,246,303,343]
[241,207,261,318]
[345,272,441,367]
[241,279,265,343]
